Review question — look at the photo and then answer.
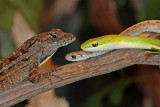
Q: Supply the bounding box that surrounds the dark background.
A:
[0,0,160,107]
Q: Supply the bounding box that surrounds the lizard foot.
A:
[29,68,43,83]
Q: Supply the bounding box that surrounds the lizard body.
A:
[65,20,160,61]
[0,29,76,93]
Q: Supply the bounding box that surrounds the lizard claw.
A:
[29,68,43,83]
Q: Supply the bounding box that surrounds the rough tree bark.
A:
[0,47,160,106]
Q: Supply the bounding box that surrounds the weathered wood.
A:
[0,48,159,106]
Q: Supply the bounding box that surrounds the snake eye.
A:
[71,55,76,59]
[50,34,57,38]
[92,42,98,47]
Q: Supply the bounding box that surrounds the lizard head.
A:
[81,35,114,51]
[37,29,76,65]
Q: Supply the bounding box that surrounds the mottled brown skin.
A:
[0,29,76,93]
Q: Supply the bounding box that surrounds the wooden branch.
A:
[0,48,160,106]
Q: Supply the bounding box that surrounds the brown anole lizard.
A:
[0,29,76,93]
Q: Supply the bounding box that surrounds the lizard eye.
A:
[50,34,57,38]
[92,42,98,47]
